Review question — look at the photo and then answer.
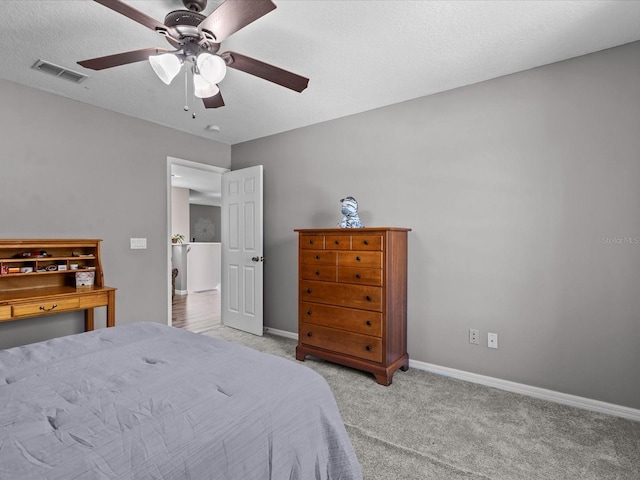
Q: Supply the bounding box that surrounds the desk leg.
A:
[85,308,95,331]
[107,290,116,327]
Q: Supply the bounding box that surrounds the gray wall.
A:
[0,78,230,349]
[232,42,640,409]
[190,204,221,242]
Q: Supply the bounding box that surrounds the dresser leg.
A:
[374,373,392,386]
[400,357,410,372]
[374,355,410,385]
[295,346,307,362]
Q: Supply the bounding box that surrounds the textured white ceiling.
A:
[1,1,639,145]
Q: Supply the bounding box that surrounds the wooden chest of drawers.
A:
[295,227,410,385]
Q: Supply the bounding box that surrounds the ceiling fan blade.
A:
[221,51,308,92]
[198,0,276,43]
[203,91,225,109]
[78,48,172,70]
[93,0,168,34]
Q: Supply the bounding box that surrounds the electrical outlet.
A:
[488,332,498,349]
[130,238,147,249]
[469,329,479,345]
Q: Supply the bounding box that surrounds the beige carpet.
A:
[204,325,640,480]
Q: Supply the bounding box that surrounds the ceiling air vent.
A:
[31,60,89,84]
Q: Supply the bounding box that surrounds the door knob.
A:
[251,256,264,262]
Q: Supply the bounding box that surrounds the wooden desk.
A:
[0,239,116,332]
[0,286,116,331]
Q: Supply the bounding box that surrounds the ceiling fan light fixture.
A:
[149,53,182,85]
[193,73,220,98]
[197,53,227,85]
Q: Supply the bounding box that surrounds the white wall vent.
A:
[31,60,89,84]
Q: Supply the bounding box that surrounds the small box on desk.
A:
[75,271,95,288]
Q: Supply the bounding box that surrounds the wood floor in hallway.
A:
[171,289,221,334]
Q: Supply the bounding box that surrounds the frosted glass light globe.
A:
[193,73,220,98]
[148,54,182,85]
[197,53,227,85]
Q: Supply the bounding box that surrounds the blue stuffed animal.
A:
[338,196,364,228]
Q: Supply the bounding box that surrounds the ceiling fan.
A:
[77,0,309,109]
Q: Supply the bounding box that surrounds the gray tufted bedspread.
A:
[0,322,362,480]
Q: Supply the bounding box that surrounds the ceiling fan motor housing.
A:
[164,10,207,28]
[164,9,219,52]
[183,0,207,13]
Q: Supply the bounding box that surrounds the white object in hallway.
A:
[187,242,221,292]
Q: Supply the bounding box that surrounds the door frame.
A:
[166,156,229,326]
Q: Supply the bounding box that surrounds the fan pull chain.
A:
[183,68,189,112]
[191,67,197,119]
[184,67,197,119]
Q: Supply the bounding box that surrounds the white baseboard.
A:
[263,327,299,340]
[263,328,639,421]
[410,359,640,422]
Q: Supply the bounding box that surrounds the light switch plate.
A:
[130,238,147,249]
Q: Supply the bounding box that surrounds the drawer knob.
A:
[355,273,361,279]
[306,310,312,316]
[356,256,361,262]
[315,270,320,276]
[364,240,369,245]
[308,239,314,244]
[366,345,372,351]
[365,295,372,301]
[39,304,57,312]
[306,288,312,294]
[366,320,372,326]
[334,239,340,245]
[315,255,320,260]
[307,332,313,337]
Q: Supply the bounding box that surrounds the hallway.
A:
[172,290,221,334]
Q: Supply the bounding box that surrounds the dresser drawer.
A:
[300,250,337,266]
[12,298,81,318]
[300,235,325,249]
[351,235,383,251]
[300,280,382,311]
[301,265,337,282]
[0,305,11,321]
[338,251,382,268]
[300,322,382,363]
[324,235,351,250]
[300,301,382,336]
[338,267,382,286]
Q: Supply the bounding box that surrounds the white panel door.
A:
[221,165,263,335]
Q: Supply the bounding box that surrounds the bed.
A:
[0,322,362,479]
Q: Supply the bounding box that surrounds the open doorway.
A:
[167,157,229,334]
